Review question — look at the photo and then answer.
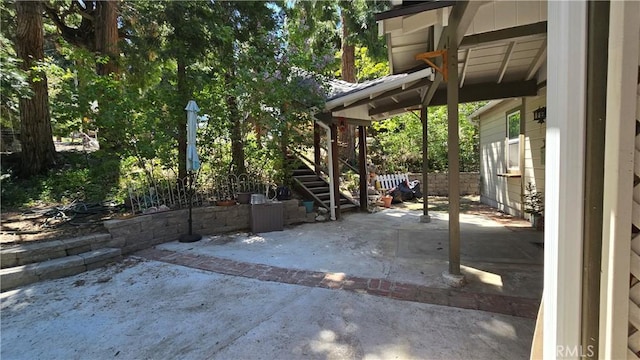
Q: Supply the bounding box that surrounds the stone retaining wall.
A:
[406,172,479,196]
[104,200,314,255]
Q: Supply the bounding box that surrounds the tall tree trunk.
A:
[340,12,357,164]
[177,57,188,180]
[225,71,246,175]
[340,13,356,83]
[94,0,119,76]
[16,0,56,177]
[93,0,121,152]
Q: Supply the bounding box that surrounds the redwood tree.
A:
[94,0,119,76]
[340,9,356,163]
[45,0,121,151]
[45,0,120,76]
[15,0,56,176]
[286,0,387,164]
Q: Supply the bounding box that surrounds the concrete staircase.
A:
[1,233,121,291]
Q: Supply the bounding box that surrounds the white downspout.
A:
[315,118,336,221]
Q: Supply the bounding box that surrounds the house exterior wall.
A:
[465,1,548,37]
[478,91,546,218]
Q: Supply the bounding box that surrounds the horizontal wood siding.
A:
[523,90,546,220]
[479,98,521,216]
[478,92,546,218]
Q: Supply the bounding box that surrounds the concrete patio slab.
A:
[1,208,543,359]
[157,209,543,299]
[1,258,535,360]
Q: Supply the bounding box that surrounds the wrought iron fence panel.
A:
[127,172,271,214]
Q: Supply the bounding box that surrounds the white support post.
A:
[599,1,640,358]
[544,1,587,358]
[315,119,337,221]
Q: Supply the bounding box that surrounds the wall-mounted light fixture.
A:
[533,106,546,124]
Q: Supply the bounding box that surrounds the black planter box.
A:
[250,202,284,233]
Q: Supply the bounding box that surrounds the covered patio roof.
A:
[321,68,433,123]
[319,1,546,125]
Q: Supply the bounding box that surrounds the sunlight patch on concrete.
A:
[462,265,504,289]
[241,235,266,244]
[363,344,413,360]
[382,211,405,218]
[460,214,503,228]
[324,272,346,282]
[307,329,352,357]
[477,318,518,339]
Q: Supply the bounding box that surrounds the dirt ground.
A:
[0,208,117,245]
[1,140,115,245]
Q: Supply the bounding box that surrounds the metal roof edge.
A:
[324,68,433,111]
[375,1,456,21]
[468,99,508,120]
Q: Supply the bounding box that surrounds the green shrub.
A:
[1,150,123,210]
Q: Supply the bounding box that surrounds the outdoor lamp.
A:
[533,106,546,124]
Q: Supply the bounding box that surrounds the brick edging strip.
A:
[135,248,540,319]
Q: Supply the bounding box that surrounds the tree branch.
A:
[43,4,94,50]
[71,0,95,22]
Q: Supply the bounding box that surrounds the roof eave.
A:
[324,68,433,112]
[375,1,456,21]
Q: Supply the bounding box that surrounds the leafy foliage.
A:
[0,2,31,132]
[370,103,482,173]
[2,0,484,210]
[284,0,389,78]
[524,182,544,215]
[1,150,123,209]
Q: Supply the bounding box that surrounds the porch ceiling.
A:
[321,1,547,125]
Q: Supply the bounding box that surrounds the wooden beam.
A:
[315,112,333,123]
[459,48,471,88]
[421,106,430,223]
[497,41,516,84]
[358,126,368,212]
[459,21,547,49]
[371,80,539,116]
[526,39,547,81]
[323,117,372,127]
[390,43,427,53]
[421,0,482,106]
[313,122,321,176]
[447,21,461,276]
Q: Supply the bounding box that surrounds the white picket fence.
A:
[376,173,409,192]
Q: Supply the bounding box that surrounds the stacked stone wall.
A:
[406,172,479,196]
[104,200,313,255]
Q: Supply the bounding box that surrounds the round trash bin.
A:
[251,194,266,204]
